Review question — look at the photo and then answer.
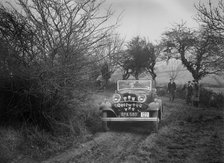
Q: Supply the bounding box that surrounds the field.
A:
[205,87,224,94]
[110,61,224,88]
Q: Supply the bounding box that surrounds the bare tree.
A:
[0,0,118,92]
[166,58,182,80]
[196,0,224,38]
[121,36,158,80]
[196,0,224,71]
[93,34,125,86]
[145,43,162,82]
[100,34,125,73]
[163,23,224,81]
[0,0,119,129]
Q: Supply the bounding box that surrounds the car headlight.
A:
[113,94,121,103]
[138,95,146,103]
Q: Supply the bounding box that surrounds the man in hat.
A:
[192,80,200,107]
[183,81,193,105]
[167,79,176,102]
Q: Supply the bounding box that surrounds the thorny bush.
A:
[0,0,116,135]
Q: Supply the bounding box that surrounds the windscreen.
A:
[117,80,152,91]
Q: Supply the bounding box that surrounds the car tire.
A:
[102,112,109,132]
[158,109,162,120]
[152,121,159,133]
[151,111,159,133]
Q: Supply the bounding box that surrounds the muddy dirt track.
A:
[43,98,224,163]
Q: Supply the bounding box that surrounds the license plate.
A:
[141,112,149,117]
[120,112,138,117]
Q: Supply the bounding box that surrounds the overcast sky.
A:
[1,0,219,43]
[102,0,218,42]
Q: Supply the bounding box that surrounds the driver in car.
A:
[134,81,142,88]
[129,82,135,88]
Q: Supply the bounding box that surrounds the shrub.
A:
[199,88,212,107]
[106,81,117,91]
[0,0,117,160]
[156,86,167,97]
[0,0,116,133]
[0,76,69,131]
[215,93,224,108]
[156,85,186,99]
[199,88,224,108]
[175,85,186,99]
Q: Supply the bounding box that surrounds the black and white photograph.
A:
[0,0,223,162]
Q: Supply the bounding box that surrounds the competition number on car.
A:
[141,112,149,117]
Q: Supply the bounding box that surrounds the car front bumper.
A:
[101,117,159,122]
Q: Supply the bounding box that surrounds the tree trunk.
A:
[105,79,108,87]
[134,72,139,80]
[152,78,157,88]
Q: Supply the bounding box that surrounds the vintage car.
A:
[99,80,163,132]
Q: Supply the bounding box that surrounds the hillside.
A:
[110,60,224,87]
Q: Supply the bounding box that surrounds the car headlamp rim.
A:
[113,94,121,103]
[138,94,147,103]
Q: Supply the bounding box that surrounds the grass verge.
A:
[127,99,224,163]
[0,92,103,162]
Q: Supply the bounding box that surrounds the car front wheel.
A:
[102,112,109,131]
[152,120,159,133]
[151,111,159,133]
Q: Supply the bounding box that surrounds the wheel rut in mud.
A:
[43,98,224,163]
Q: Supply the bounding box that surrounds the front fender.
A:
[148,102,160,111]
[99,102,117,116]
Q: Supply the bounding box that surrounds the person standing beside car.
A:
[167,79,176,102]
[183,81,193,105]
[192,80,200,107]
